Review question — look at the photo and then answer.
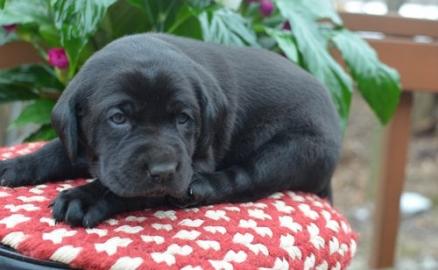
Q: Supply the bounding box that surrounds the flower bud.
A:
[48,48,69,69]
[260,0,274,16]
[2,24,17,33]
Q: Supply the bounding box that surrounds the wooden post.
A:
[0,42,40,145]
[370,92,413,268]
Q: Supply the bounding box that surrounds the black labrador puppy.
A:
[0,34,341,227]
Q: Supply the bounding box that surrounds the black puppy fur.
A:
[0,34,341,227]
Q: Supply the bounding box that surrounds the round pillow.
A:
[0,143,357,270]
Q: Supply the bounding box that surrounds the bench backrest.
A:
[341,12,438,92]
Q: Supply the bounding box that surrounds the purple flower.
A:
[260,0,274,16]
[2,24,17,33]
[48,48,69,69]
[282,21,291,30]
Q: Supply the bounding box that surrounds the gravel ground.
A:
[332,93,438,269]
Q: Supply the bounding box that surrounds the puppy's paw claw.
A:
[167,177,212,209]
[51,186,109,228]
[189,175,216,203]
[166,195,196,209]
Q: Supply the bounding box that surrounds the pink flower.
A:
[48,48,69,69]
[260,0,274,16]
[2,24,17,33]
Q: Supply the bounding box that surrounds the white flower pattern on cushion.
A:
[280,234,302,260]
[4,203,40,212]
[43,228,77,244]
[151,244,193,266]
[238,219,273,237]
[95,237,132,255]
[196,239,221,251]
[109,257,143,270]
[178,219,204,227]
[17,195,47,202]
[141,235,165,244]
[114,225,143,234]
[50,245,82,264]
[2,232,27,248]
[0,214,31,228]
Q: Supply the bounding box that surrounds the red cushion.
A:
[0,143,357,270]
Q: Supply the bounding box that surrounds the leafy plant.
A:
[0,0,400,141]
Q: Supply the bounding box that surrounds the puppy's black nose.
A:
[148,162,177,181]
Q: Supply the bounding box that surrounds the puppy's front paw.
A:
[168,173,215,208]
[0,159,34,187]
[51,185,112,228]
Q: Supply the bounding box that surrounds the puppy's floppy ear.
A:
[193,74,228,156]
[51,93,79,162]
[197,89,215,154]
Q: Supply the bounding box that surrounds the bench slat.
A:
[341,12,438,38]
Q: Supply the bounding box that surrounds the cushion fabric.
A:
[0,143,357,270]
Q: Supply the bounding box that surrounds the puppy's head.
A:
[52,35,222,198]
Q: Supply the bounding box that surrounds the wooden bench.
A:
[341,12,438,269]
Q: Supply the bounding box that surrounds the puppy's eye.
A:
[109,111,127,125]
[176,113,190,125]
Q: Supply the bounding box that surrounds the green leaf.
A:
[50,0,118,74]
[0,85,38,102]
[199,8,259,47]
[0,0,49,25]
[168,4,202,39]
[274,0,353,128]
[0,64,64,90]
[105,0,151,40]
[24,124,57,142]
[265,28,298,63]
[39,24,60,47]
[0,64,64,103]
[332,30,401,124]
[127,0,160,26]
[127,0,182,32]
[187,0,212,9]
[11,99,55,128]
[126,0,162,31]
[0,0,5,9]
[124,0,200,38]
[126,0,201,38]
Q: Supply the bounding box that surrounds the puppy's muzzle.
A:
[101,139,191,198]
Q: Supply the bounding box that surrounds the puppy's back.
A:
[151,34,339,134]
